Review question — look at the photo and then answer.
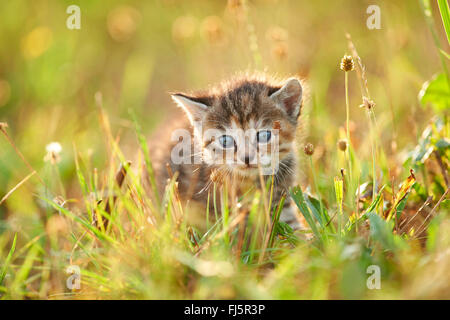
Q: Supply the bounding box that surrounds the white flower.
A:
[44,142,62,164]
[46,142,62,154]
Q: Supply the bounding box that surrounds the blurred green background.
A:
[0,0,447,239]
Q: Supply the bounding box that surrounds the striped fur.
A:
[147,73,305,230]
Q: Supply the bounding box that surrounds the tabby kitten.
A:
[148,73,304,230]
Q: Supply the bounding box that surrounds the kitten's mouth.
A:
[239,164,258,169]
[234,165,259,177]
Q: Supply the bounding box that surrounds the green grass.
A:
[0,0,449,300]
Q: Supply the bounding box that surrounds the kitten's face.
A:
[172,77,302,178]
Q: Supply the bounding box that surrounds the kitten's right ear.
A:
[269,78,303,120]
[171,93,210,124]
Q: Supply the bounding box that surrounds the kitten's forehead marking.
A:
[241,92,254,116]
[227,117,259,131]
[229,117,242,131]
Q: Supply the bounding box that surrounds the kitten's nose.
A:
[243,154,255,166]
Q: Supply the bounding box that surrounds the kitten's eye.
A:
[257,130,272,143]
[218,135,235,148]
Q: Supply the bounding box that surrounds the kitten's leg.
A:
[271,186,304,231]
[278,199,304,231]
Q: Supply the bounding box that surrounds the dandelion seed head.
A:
[44,142,62,164]
[46,142,62,154]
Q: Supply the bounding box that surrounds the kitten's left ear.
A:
[171,93,211,124]
[270,78,303,120]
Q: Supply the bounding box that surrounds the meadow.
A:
[0,0,449,299]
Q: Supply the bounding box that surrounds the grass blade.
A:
[386,170,416,221]
[129,108,161,209]
[0,233,17,285]
[290,186,321,241]
[334,177,344,234]
[438,0,450,44]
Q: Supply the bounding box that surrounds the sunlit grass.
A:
[0,0,449,300]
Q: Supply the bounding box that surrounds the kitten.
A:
[147,73,304,230]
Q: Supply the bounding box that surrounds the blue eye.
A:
[257,130,272,143]
[219,135,235,148]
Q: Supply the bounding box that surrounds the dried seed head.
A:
[304,143,314,156]
[340,55,354,72]
[359,96,376,110]
[338,139,348,152]
[53,195,66,207]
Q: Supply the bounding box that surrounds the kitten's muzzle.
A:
[240,153,256,167]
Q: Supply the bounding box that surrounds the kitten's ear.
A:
[270,78,303,120]
[171,93,210,124]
